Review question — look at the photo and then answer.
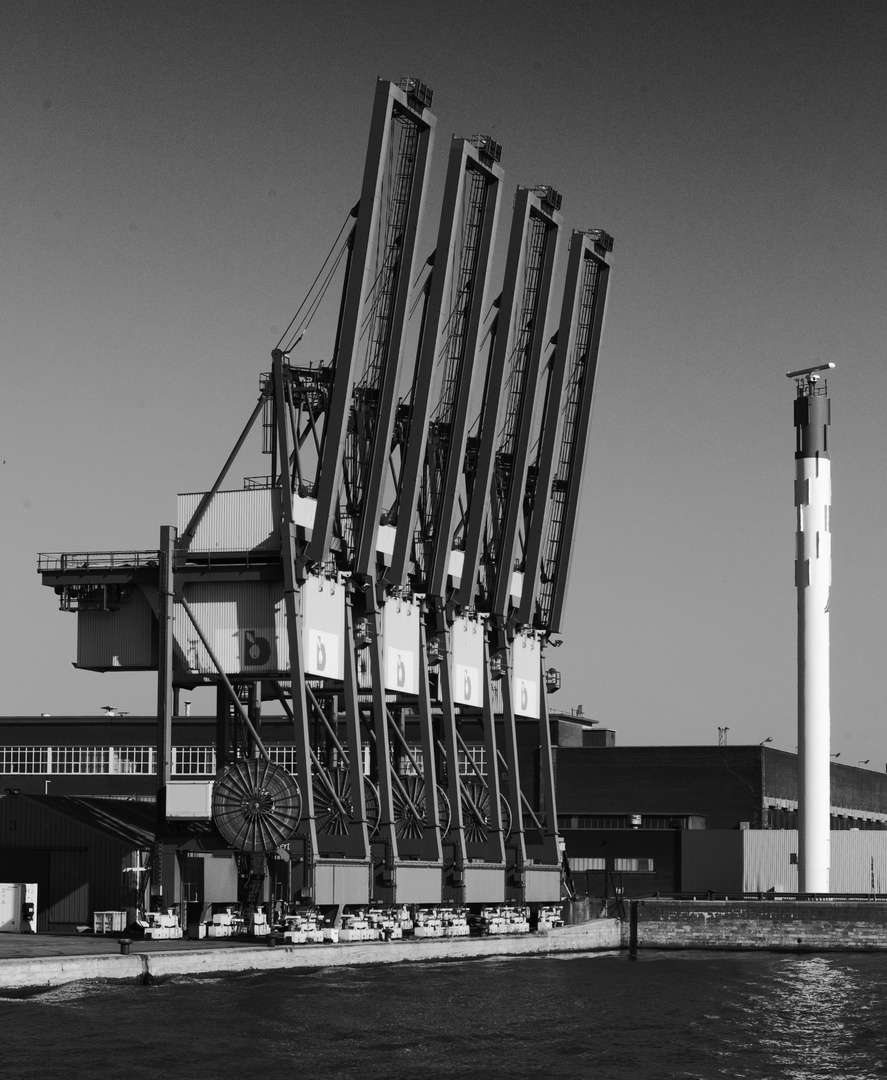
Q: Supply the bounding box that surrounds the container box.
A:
[166,781,214,819]
[94,911,127,934]
[0,884,38,933]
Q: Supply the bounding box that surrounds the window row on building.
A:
[0,743,486,779]
[2,745,220,776]
[765,805,887,831]
[398,744,486,778]
[570,857,655,873]
[557,813,704,831]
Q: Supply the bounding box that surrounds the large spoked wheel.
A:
[435,784,451,838]
[460,780,512,844]
[364,778,381,837]
[392,776,451,841]
[313,768,381,837]
[212,759,301,853]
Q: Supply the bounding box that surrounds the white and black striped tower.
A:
[789,362,834,894]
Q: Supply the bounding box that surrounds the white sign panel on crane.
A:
[383,596,420,695]
[452,615,484,708]
[511,632,541,719]
[301,575,345,681]
[173,581,285,675]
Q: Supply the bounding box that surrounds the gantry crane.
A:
[442,184,562,898]
[37,77,613,917]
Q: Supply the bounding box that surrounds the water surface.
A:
[2,951,885,1079]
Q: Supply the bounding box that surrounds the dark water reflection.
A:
[2,951,886,1079]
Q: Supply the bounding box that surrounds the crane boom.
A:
[306,78,436,573]
[522,228,613,632]
[455,186,562,613]
[387,136,504,595]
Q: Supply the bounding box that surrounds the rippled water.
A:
[2,951,887,1079]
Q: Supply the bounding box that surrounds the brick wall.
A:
[555,746,765,828]
[633,899,887,950]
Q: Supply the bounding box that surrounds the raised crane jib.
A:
[385,136,505,595]
[454,186,562,616]
[305,78,436,576]
[519,228,614,633]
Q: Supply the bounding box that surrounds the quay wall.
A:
[633,899,887,950]
[0,919,625,991]
[8,900,887,989]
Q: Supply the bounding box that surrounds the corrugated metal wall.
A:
[681,831,745,893]
[49,849,90,923]
[743,831,887,893]
[829,832,887,892]
[0,797,137,925]
[177,489,281,553]
[76,585,157,670]
[683,830,887,894]
[742,830,799,892]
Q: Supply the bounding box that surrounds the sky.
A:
[2,1,886,756]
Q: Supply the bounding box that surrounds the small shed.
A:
[0,793,154,930]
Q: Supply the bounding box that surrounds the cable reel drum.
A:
[212,758,302,853]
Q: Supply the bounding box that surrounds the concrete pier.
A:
[0,919,625,991]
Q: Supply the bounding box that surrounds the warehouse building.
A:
[0,793,153,931]
[4,711,887,916]
[555,742,887,900]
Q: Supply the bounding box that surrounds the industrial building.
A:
[0,793,154,931]
[554,741,887,899]
[5,710,887,926]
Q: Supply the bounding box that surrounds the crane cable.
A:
[275,209,355,354]
[281,242,349,355]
